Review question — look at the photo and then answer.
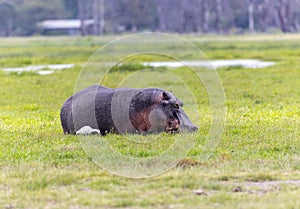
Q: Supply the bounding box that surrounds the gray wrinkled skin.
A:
[60,85,198,135]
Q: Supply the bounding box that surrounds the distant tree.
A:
[14,0,67,36]
[276,0,291,32]
[229,0,248,31]
[63,0,78,18]
[92,0,103,35]
[291,0,300,31]
[257,0,269,32]
[275,0,300,32]
[113,0,156,31]
[0,2,16,36]
[202,0,210,33]
[216,0,222,33]
[248,0,254,32]
[192,0,204,32]
[77,0,86,36]
[156,0,168,32]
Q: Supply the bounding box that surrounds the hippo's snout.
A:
[182,124,198,132]
[176,109,198,133]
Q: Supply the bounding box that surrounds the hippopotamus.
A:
[60,85,198,135]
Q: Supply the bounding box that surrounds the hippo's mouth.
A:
[165,112,180,133]
[165,125,179,133]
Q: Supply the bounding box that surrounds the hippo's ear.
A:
[162,92,170,100]
[179,100,183,107]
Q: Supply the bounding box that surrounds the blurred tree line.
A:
[1,0,300,36]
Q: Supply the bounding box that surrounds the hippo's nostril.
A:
[192,126,198,131]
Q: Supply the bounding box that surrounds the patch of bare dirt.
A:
[193,180,300,196]
[226,180,300,195]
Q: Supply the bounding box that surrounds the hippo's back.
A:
[60,85,114,134]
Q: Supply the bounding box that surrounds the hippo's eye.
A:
[174,103,179,109]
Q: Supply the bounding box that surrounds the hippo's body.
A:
[60,85,197,135]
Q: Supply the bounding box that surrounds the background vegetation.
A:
[1,0,300,36]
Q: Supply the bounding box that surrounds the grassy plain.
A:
[0,34,299,208]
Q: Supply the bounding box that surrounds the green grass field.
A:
[0,34,300,208]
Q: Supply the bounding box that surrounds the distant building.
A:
[37,19,94,35]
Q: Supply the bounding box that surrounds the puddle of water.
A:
[144,59,275,69]
[1,64,75,75]
[37,70,55,75]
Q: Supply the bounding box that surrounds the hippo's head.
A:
[158,91,198,133]
[129,88,198,134]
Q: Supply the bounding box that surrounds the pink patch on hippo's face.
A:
[130,108,152,132]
